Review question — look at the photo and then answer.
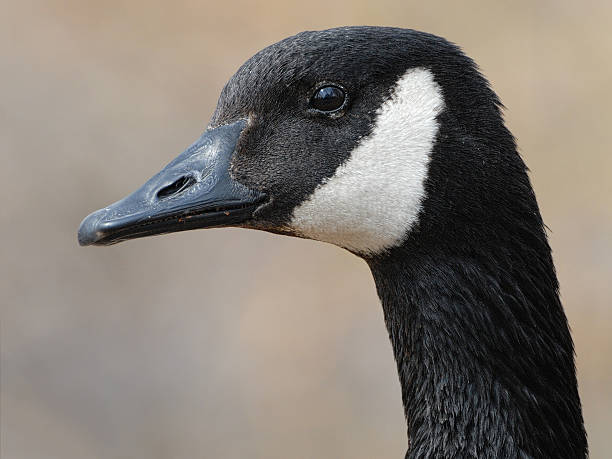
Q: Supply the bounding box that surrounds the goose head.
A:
[78,26,587,457]
[78,26,508,258]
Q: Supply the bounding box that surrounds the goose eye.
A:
[310,85,346,112]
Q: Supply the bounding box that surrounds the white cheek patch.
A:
[290,67,444,256]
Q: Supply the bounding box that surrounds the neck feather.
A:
[367,241,586,458]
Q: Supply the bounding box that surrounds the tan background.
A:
[2,1,611,458]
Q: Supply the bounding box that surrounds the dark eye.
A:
[310,85,346,112]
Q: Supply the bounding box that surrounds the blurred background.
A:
[2,1,611,457]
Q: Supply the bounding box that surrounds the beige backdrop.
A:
[2,1,611,457]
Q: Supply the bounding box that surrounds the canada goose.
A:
[78,27,587,458]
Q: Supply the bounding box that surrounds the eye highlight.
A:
[310,85,346,113]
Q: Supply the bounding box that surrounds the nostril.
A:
[156,175,197,200]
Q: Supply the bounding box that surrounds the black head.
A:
[78,26,519,259]
[77,27,587,457]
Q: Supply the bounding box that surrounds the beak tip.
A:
[77,209,105,246]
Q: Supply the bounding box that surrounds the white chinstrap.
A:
[290,67,445,255]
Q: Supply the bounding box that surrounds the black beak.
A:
[78,120,265,246]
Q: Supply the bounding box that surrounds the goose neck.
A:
[367,249,586,457]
